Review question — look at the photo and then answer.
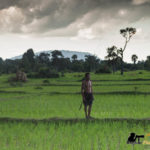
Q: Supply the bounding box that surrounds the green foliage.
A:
[105,46,119,73]
[131,54,138,64]
[84,55,100,72]
[0,71,150,149]
[0,57,3,73]
[144,56,150,70]
[42,79,50,84]
[27,67,59,78]
[72,54,77,61]
[1,48,150,75]
[0,121,148,150]
[1,70,150,119]
[119,27,136,75]
[21,49,35,72]
[38,67,59,78]
[95,65,112,74]
[36,52,50,65]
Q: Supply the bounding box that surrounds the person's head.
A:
[85,72,90,80]
[130,133,136,138]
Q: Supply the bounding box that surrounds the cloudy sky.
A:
[0,0,150,62]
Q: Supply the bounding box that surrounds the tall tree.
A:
[23,49,35,63]
[71,59,84,72]
[131,54,138,65]
[51,50,64,71]
[3,59,17,73]
[37,53,50,65]
[105,46,119,74]
[144,56,150,70]
[119,27,136,75]
[85,55,100,72]
[0,57,3,73]
[147,56,150,62]
[51,50,63,59]
[59,57,71,71]
[22,49,35,72]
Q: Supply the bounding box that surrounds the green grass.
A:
[0,120,149,150]
[1,71,150,149]
[0,95,150,119]
[0,72,150,119]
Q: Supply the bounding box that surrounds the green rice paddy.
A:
[0,70,150,149]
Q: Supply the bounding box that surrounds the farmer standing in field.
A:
[81,72,94,119]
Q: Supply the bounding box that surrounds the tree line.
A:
[0,48,150,77]
[0,27,150,77]
[0,49,101,77]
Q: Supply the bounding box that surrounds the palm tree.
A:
[131,54,138,65]
[72,54,78,61]
[119,27,136,75]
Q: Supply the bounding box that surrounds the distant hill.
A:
[10,50,95,60]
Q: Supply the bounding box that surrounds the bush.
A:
[27,67,59,78]
[27,72,38,78]
[43,80,50,84]
[95,65,111,74]
[138,71,143,74]
[38,67,59,78]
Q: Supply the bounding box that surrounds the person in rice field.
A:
[81,72,94,119]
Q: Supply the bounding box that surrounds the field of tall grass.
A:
[0,120,149,150]
[0,70,150,149]
[0,95,150,119]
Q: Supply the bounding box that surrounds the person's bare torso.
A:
[82,80,92,93]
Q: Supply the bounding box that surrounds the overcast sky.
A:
[0,0,150,62]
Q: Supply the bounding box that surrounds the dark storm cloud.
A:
[0,0,17,9]
[0,0,150,36]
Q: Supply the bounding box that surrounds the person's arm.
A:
[81,80,85,101]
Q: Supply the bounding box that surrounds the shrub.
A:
[27,67,59,78]
[39,67,59,78]
[95,65,111,74]
[27,72,38,78]
[43,80,50,84]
